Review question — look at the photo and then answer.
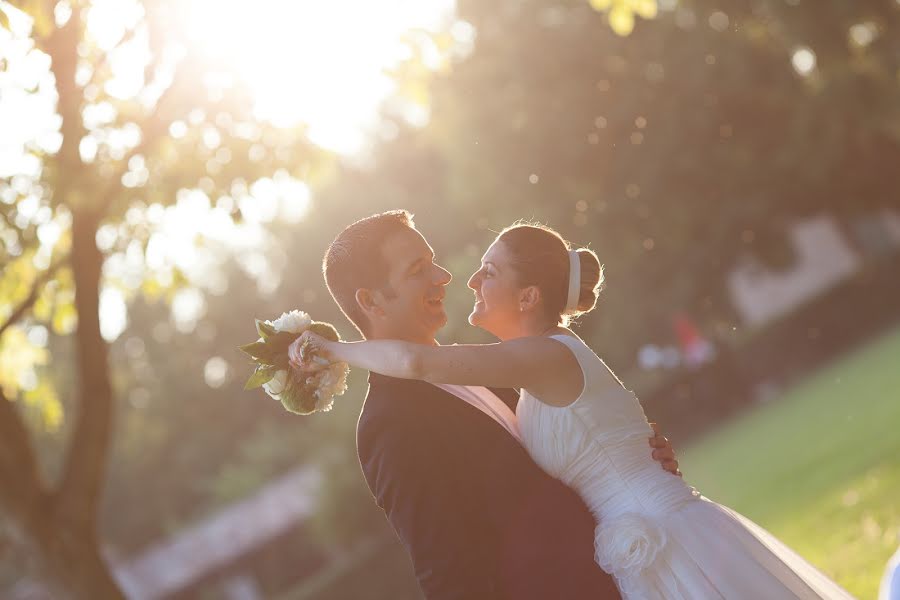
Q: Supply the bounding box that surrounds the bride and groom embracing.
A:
[289,210,854,599]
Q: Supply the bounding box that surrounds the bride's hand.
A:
[288,331,335,371]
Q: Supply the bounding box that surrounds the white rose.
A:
[262,369,289,399]
[270,310,311,334]
[594,513,666,579]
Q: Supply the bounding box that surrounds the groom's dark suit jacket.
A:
[357,372,621,600]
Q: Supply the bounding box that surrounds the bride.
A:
[290,222,854,599]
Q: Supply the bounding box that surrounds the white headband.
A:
[565,250,581,313]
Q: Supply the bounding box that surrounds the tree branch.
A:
[0,254,71,340]
[0,386,48,533]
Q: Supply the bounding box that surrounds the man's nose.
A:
[433,264,452,285]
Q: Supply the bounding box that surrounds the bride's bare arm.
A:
[290,332,582,403]
[291,332,682,474]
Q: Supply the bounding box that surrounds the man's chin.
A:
[426,308,447,330]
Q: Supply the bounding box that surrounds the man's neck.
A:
[368,330,439,346]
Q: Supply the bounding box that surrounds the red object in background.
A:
[672,312,716,369]
[673,312,703,350]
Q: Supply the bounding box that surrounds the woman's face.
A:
[466,241,523,338]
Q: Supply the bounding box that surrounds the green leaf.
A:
[309,321,341,342]
[238,341,271,361]
[244,365,277,390]
[265,330,299,354]
[256,319,277,340]
[51,302,77,336]
[22,378,63,432]
[271,353,292,370]
[21,0,54,38]
[141,277,164,301]
[608,6,635,36]
[634,0,657,19]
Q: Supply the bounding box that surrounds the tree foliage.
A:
[0,0,327,595]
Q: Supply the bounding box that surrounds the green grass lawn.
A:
[680,325,900,599]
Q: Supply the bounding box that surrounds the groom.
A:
[321,210,680,599]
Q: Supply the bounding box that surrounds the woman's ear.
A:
[355,288,384,320]
[519,285,541,312]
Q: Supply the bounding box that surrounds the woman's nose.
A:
[467,270,481,290]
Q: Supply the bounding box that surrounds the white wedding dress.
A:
[516,334,855,599]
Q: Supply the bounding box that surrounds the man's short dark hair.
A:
[323,210,415,336]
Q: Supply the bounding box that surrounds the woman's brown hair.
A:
[495,221,604,325]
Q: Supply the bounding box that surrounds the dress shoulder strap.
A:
[549,334,589,359]
[551,334,627,392]
[549,334,593,375]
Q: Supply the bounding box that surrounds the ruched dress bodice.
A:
[515,334,855,600]
[517,338,699,522]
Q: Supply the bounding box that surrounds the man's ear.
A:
[355,288,384,321]
[519,285,541,312]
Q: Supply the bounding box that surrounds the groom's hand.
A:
[649,422,681,477]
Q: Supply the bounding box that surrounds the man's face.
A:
[368,227,452,344]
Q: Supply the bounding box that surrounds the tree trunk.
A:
[58,208,113,522]
[2,394,125,599]
[41,207,124,599]
[34,518,125,600]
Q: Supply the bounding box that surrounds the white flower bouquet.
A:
[238,310,349,414]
